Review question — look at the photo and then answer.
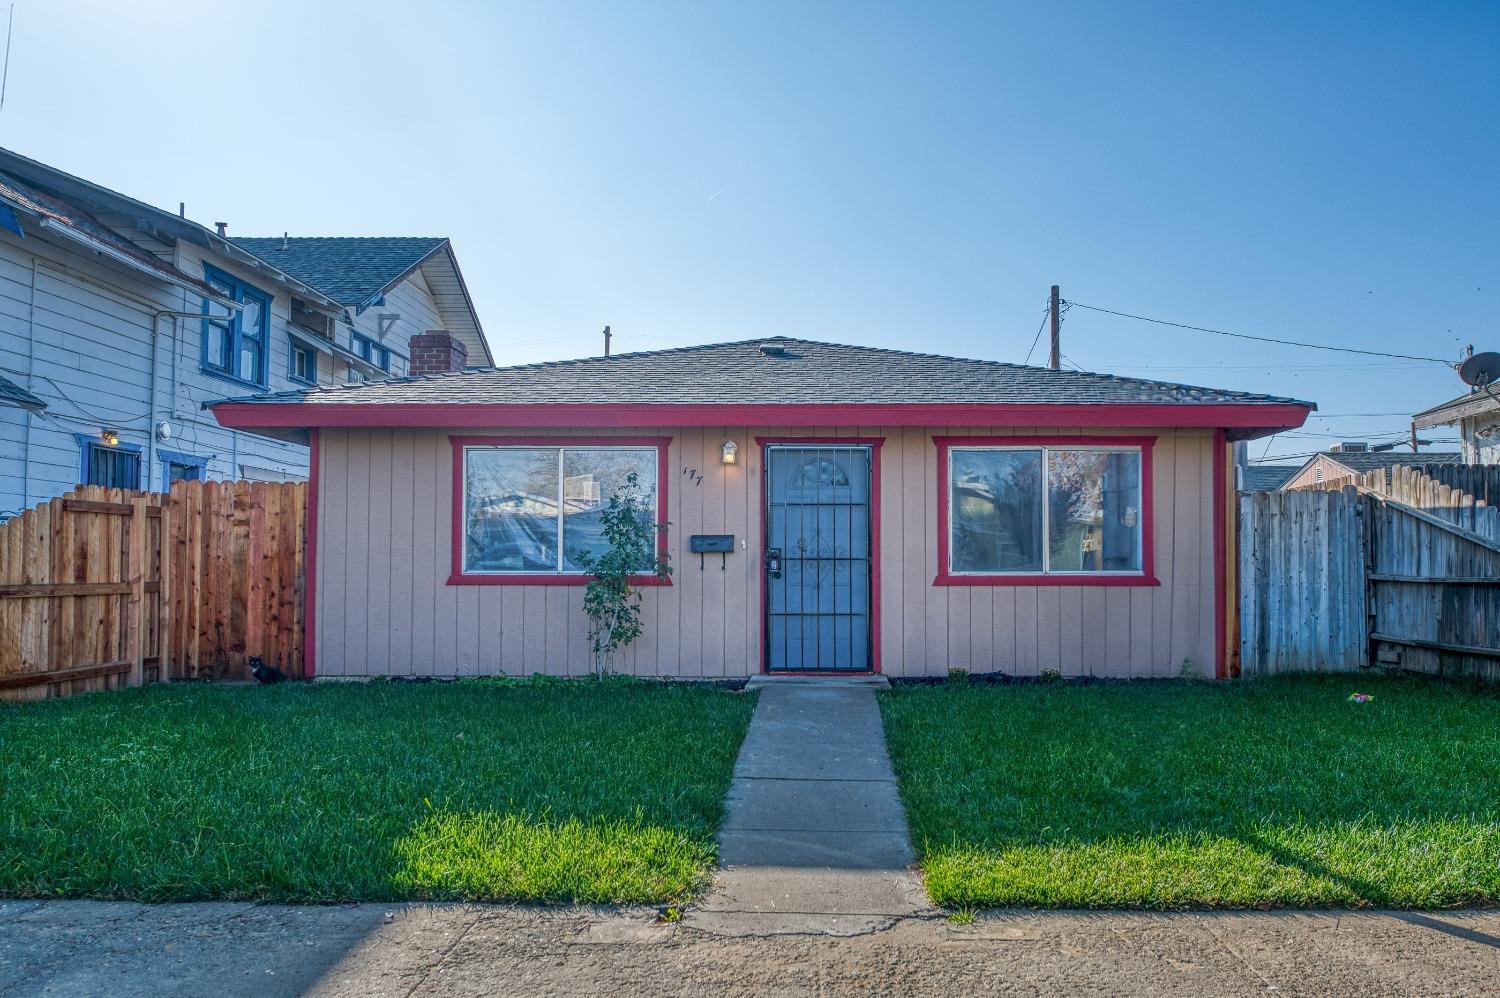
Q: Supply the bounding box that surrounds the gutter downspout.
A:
[21,258,36,506]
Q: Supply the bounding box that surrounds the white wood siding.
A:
[0,226,453,514]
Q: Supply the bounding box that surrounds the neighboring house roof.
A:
[230,237,446,306]
[0,374,45,413]
[1314,451,1462,473]
[210,337,1315,438]
[1241,465,1298,491]
[1412,388,1500,429]
[231,236,492,366]
[1287,450,1463,486]
[0,146,343,310]
[0,171,234,306]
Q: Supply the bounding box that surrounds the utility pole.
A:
[603,324,612,357]
[1048,285,1061,371]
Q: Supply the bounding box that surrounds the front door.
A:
[764,445,873,672]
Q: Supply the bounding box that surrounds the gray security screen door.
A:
[764,445,873,672]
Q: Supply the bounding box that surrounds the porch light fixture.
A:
[101,428,120,447]
[721,440,738,464]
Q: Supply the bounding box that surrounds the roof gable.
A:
[230,236,446,307]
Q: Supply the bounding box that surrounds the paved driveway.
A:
[3,900,1498,997]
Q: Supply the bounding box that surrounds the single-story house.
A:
[211,336,1313,680]
[1280,444,1461,491]
[1413,390,1500,464]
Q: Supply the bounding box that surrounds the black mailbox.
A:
[690,535,735,553]
[689,534,735,570]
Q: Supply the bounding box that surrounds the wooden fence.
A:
[1242,470,1500,681]
[0,480,307,700]
[0,487,170,699]
[1239,489,1368,676]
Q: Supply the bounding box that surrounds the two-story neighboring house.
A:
[0,147,490,515]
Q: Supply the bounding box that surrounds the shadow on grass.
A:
[882,674,1500,909]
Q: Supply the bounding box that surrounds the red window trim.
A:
[754,436,885,675]
[933,434,1160,588]
[447,435,673,587]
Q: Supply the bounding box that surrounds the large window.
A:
[937,437,1154,584]
[201,265,271,387]
[454,438,668,581]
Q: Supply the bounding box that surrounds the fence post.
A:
[126,497,147,686]
[158,505,171,683]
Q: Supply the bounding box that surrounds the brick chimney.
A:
[408,330,468,376]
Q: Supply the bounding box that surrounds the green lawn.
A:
[0,678,756,904]
[879,674,1500,910]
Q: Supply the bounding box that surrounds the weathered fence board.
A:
[0,480,307,699]
[1239,488,1368,675]
[1247,465,1500,680]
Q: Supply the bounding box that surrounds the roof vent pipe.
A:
[215,222,227,237]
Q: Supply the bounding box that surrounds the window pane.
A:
[169,462,200,483]
[464,449,560,572]
[1047,450,1142,572]
[205,321,231,370]
[239,335,263,383]
[560,449,657,572]
[239,298,263,342]
[950,450,1043,573]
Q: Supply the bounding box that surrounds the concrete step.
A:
[746,674,890,689]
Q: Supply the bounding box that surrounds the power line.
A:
[1022,299,1050,366]
[1062,300,1457,365]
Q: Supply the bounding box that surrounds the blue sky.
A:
[5,1,1497,460]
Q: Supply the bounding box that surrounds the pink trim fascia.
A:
[1213,428,1229,679]
[304,429,319,679]
[756,436,885,675]
[447,435,673,587]
[213,401,1312,433]
[933,434,1159,588]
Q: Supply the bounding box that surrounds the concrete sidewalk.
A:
[4,900,1498,997]
[686,675,931,936]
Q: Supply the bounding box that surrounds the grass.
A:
[0,677,756,905]
[879,673,1500,910]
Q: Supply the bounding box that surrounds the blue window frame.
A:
[288,338,319,385]
[158,449,210,490]
[351,332,390,372]
[202,264,272,387]
[75,434,142,490]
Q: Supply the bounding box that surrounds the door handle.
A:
[765,547,782,577]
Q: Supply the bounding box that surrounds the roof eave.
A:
[209,400,1313,436]
[1412,391,1499,429]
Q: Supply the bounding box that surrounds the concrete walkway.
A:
[686,675,931,936]
[5,901,1499,997]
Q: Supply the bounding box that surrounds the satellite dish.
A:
[1458,352,1500,388]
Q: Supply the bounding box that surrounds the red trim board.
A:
[304,429,319,679]
[932,435,1161,587]
[446,435,673,587]
[755,436,885,675]
[213,400,1311,437]
[1213,428,1229,679]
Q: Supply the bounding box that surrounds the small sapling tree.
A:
[575,472,672,677]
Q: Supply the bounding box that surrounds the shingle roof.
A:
[213,337,1314,409]
[0,171,224,300]
[1241,465,1299,491]
[230,236,448,306]
[0,373,44,413]
[1322,451,1462,472]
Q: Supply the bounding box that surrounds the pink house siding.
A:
[311,425,1221,679]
